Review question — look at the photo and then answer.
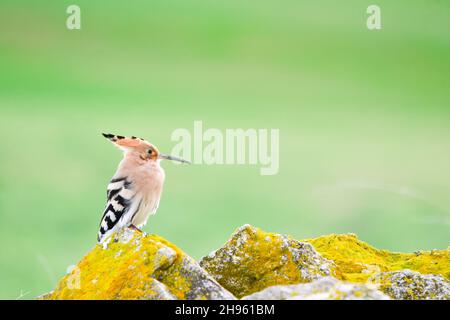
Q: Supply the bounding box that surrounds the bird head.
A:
[102,133,190,164]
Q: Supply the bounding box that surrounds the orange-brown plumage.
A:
[97,133,189,243]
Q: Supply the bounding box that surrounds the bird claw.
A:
[128,224,143,234]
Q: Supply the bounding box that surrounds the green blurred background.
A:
[0,0,449,299]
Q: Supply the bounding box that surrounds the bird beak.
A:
[158,153,191,164]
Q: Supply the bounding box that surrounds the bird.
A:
[97,133,190,243]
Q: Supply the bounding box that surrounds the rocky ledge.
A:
[46,225,449,300]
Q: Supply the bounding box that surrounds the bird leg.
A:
[128,224,143,233]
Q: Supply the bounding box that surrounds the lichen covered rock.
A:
[199,224,334,298]
[370,270,450,300]
[306,234,450,284]
[50,229,235,300]
[45,224,449,300]
[200,225,449,300]
[242,276,390,300]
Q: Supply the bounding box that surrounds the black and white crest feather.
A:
[97,177,141,243]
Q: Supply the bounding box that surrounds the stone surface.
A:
[370,269,450,300]
[50,229,235,300]
[242,276,390,300]
[199,224,334,298]
[200,225,449,300]
[45,224,450,300]
[306,233,450,283]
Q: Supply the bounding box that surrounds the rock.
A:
[199,224,334,298]
[45,224,449,300]
[242,276,390,300]
[200,225,450,300]
[49,229,235,300]
[306,234,450,284]
[370,270,450,300]
[36,292,53,300]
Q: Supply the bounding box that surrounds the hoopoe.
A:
[98,133,190,243]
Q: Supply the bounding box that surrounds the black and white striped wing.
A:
[97,177,139,243]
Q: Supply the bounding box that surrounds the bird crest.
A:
[102,133,146,148]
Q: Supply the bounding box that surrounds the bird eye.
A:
[148,149,153,154]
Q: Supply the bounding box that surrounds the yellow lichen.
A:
[306,234,450,283]
[200,225,333,298]
[202,226,449,299]
[50,231,192,300]
[204,228,301,297]
[47,226,449,300]
[369,269,450,300]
